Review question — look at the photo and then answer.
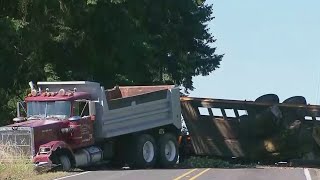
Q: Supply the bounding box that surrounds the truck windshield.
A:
[27,101,71,119]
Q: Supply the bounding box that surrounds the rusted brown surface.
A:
[106,85,175,100]
[181,97,320,160]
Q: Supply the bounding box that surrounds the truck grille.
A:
[0,127,34,159]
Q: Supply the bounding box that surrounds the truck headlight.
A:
[39,147,51,154]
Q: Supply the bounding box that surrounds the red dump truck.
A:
[0,81,182,171]
[2,81,320,171]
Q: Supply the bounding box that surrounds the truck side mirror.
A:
[14,101,27,123]
[17,101,27,117]
[89,101,96,121]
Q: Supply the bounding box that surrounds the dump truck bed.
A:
[97,85,181,138]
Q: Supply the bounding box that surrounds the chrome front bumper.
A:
[34,162,59,172]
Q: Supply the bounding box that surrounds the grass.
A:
[0,145,69,180]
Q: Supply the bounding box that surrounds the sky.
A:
[190,0,320,104]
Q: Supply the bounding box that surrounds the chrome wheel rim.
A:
[164,140,176,161]
[143,141,155,163]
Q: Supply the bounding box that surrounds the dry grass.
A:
[0,145,69,180]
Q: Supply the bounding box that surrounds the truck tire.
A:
[158,133,178,168]
[59,155,72,171]
[255,94,279,103]
[132,134,157,168]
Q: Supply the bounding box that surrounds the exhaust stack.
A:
[29,81,35,90]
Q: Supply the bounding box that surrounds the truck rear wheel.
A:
[59,155,72,171]
[158,133,178,168]
[132,134,157,168]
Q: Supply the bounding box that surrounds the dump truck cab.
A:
[1,82,100,170]
[23,87,95,146]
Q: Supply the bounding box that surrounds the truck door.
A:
[69,101,94,148]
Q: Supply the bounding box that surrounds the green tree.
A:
[0,0,222,125]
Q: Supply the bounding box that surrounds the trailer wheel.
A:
[59,155,72,171]
[158,133,178,168]
[133,134,157,168]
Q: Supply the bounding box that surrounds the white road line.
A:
[54,171,91,180]
[304,168,312,180]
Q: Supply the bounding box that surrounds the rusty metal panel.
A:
[181,98,246,157]
[181,96,320,159]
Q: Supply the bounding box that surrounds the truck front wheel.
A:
[158,133,178,168]
[132,134,157,168]
[59,155,72,171]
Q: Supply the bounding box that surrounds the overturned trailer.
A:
[181,95,320,161]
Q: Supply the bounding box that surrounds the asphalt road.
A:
[55,167,320,180]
